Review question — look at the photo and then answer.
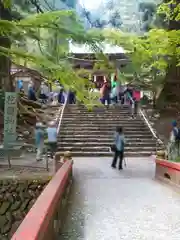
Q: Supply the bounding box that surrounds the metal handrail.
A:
[139,108,164,146]
[127,93,164,146]
[139,108,158,140]
[57,91,69,134]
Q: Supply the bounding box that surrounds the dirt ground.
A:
[142,105,180,145]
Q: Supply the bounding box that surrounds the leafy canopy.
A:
[0,0,105,104]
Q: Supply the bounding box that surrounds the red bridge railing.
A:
[11,160,73,240]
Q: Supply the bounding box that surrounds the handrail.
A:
[127,93,164,145]
[139,108,164,145]
[139,108,158,140]
[11,160,73,240]
[57,91,69,134]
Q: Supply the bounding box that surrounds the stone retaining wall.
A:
[0,178,50,239]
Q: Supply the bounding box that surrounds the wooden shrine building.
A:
[68,42,130,88]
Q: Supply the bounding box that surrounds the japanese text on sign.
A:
[4,92,17,145]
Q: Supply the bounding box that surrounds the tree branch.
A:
[29,0,44,13]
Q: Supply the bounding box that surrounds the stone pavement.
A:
[0,105,61,177]
[60,157,180,240]
[0,153,54,178]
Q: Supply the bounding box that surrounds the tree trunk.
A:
[0,1,13,91]
[157,1,180,110]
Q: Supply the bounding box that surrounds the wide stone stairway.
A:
[58,104,158,156]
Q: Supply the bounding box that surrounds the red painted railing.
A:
[156,159,180,172]
[11,160,73,240]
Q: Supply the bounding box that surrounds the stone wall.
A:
[0,178,50,239]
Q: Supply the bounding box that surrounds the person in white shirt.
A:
[39,82,48,103]
[46,121,57,158]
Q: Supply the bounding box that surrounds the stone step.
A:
[58,134,153,139]
[62,120,142,124]
[58,137,155,142]
[66,105,129,108]
[64,113,131,116]
[56,151,153,157]
[66,109,130,112]
[61,125,145,129]
[61,126,148,131]
[63,116,132,120]
[60,130,151,135]
[66,105,128,108]
[65,113,131,117]
[57,146,156,152]
[63,114,139,117]
[58,132,153,141]
[62,118,140,122]
[66,107,130,111]
[64,108,131,114]
[58,142,156,147]
[61,125,146,129]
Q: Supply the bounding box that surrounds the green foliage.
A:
[0,2,105,103]
[103,28,168,99]
[2,0,11,8]
[1,0,180,107]
[157,0,180,21]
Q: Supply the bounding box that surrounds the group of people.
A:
[99,79,138,118]
[35,121,57,161]
[18,80,76,105]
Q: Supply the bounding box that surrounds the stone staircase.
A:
[58,104,158,157]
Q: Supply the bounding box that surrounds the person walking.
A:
[39,82,48,104]
[46,121,57,158]
[68,90,76,104]
[58,87,65,104]
[130,97,136,119]
[28,81,37,101]
[111,127,125,170]
[167,120,180,161]
[110,85,118,105]
[101,80,111,107]
[35,122,45,161]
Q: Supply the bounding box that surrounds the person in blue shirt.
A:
[17,80,23,90]
[35,122,44,161]
[58,88,65,104]
[28,81,37,101]
[46,121,57,158]
[111,126,125,170]
[110,85,118,104]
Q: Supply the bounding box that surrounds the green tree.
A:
[103,28,168,107]
[0,0,104,104]
[156,0,180,109]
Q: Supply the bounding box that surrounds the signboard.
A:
[3,92,17,147]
